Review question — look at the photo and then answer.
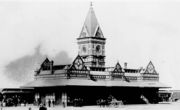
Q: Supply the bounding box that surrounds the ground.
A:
[0,102,180,110]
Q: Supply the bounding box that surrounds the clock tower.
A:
[77,4,106,71]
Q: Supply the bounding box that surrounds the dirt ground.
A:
[0,102,180,110]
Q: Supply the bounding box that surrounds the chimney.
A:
[50,61,54,74]
[124,62,127,69]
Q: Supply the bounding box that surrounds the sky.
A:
[0,0,180,89]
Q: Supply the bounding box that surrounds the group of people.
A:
[47,99,55,107]
[38,99,55,110]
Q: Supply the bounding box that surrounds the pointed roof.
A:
[144,61,157,74]
[113,62,123,73]
[79,4,104,38]
[41,57,50,67]
[69,55,88,71]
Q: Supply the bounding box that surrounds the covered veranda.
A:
[22,78,169,106]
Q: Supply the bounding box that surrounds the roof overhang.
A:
[22,79,170,88]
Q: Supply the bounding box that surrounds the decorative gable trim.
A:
[144,61,157,74]
[69,55,88,71]
[111,62,129,82]
[67,55,90,79]
[112,62,123,73]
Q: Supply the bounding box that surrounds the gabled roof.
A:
[144,61,157,74]
[69,55,88,71]
[79,5,104,38]
[41,57,50,67]
[112,62,123,73]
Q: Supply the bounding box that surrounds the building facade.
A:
[23,4,169,106]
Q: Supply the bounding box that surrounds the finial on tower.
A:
[90,1,93,7]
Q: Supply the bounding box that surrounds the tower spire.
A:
[79,2,104,38]
[77,3,106,69]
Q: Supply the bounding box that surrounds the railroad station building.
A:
[23,4,169,106]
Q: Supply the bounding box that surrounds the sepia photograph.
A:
[0,0,180,110]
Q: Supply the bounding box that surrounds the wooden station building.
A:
[23,4,169,106]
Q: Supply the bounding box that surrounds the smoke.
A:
[52,51,72,65]
[4,44,72,83]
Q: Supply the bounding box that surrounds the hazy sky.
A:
[0,0,180,89]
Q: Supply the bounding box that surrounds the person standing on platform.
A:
[52,100,55,107]
[48,99,51,107]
